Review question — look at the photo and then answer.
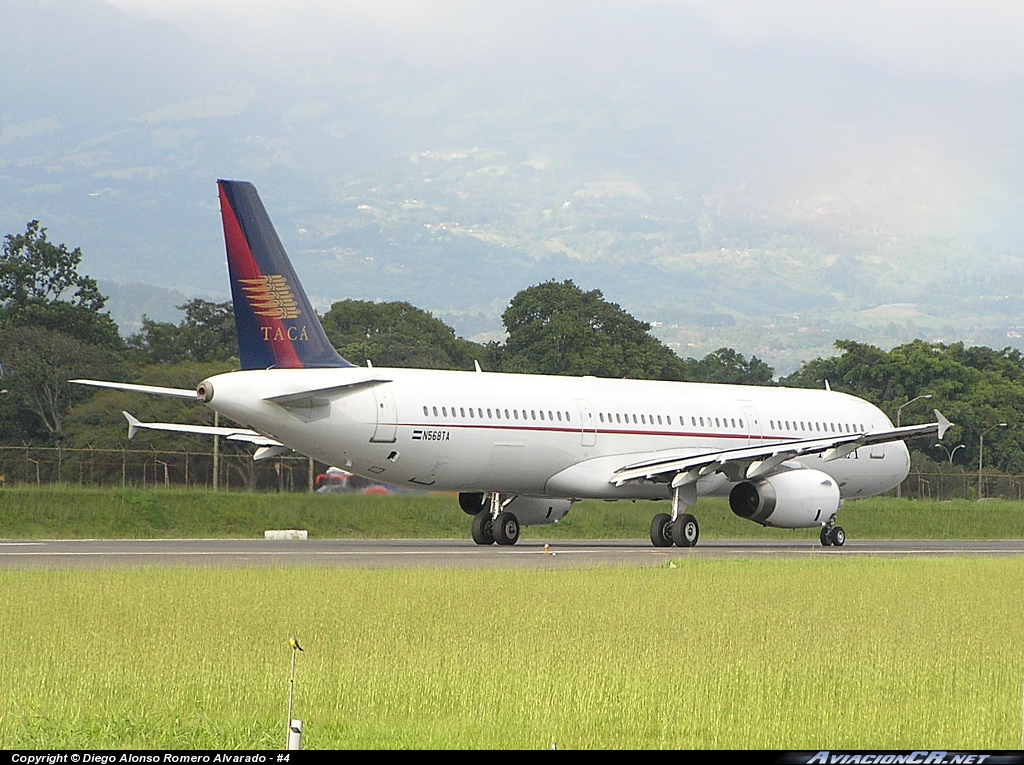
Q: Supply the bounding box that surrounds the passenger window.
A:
[423,406,428,416]
[616,414,621,424]
[433,406,438,416]
[514,410,519,420]
[539,411,545,421]
[558,411,563,421]
[460,407,466,417]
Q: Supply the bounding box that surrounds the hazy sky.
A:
[101,0,1024,79]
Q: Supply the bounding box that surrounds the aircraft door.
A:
[370,385,398,443]
[576,399,597,447]
[742,405,762,445]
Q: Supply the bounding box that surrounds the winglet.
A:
[123,411,141,440]
[474,360,483,373]
[935,409,953,440]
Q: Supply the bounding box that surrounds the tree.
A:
[0,221,121,349]
[128,299,237,365]
[782,339,1024,474]
[499,280,688,379]
[687,347,774,385]
[320,300,482,370]
[0,326,119,442]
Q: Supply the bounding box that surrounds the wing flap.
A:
[612,409,952,487]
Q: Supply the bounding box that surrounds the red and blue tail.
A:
[218,180,354,370]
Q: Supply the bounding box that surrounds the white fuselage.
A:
[202,367,910,502]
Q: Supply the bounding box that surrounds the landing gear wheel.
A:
[650,513,674,547]
[828,526,845,547]
[471,510,494,545]
[493,511,520,546]
[672,514,699,548]
[820,527,831,547]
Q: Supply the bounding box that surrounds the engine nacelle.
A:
[459,492,487,516]
[729,469,841,529]
[502,496,573,526]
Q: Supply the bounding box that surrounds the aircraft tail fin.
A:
[217,180,354,370]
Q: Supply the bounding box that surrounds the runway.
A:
[1,538,1023,569]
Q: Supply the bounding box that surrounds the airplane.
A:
[75,180,953,548]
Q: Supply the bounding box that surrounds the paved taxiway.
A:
[1,538,1022,569]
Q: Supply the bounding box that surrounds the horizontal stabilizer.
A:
[72,379,198,399]
[121,411,282,446]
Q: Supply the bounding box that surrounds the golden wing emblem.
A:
[240,275,301,320]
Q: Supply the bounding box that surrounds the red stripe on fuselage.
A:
[219,183,303,369]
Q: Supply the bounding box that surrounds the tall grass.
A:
[1,486,1024,540]
[2,560,1022,748]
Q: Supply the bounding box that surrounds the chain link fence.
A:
[0,446,321,492]
[0,446,1020,500]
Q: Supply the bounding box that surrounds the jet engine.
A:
[460,493,572,525]
[729,469,841,528]
[503,496,572,526]
[458,492,487,515]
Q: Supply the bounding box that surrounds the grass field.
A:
[2,486,1024,540]
[1,560,1022,749]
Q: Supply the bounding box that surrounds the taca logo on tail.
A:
[217,179,354,370]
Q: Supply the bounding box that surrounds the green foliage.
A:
[0,326,120,442]
[127,298,237,365]
[0,221,121,349]
[500,279,689,379]
[684,346,774,385]
[320,299,481,370]
[783,339,1024,472]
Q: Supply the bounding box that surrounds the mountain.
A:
[2,0,1024,372]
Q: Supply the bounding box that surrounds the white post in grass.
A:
[287,636,303,750]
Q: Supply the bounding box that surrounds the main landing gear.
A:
[467,492,520,546]
[650,484,700,548]
[650,512,699,547]
[819,517,845,547]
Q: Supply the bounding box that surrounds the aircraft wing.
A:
[71,379,199,399]
[122,411,282,447]
[612,409,952,488]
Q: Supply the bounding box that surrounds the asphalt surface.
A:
[1,538,1023,569]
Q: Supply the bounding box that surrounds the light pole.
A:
[978,423,1007,500]
[897,394,933,429]
[896,394,932,497]
[934,443,965,464]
